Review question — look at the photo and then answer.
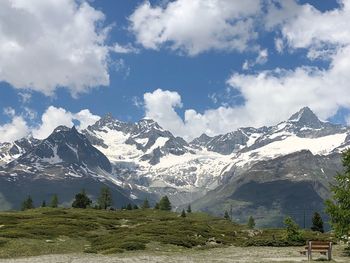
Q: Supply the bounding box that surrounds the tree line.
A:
[21,188,193,217]
[21,186,114,210]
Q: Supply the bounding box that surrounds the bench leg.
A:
[328,248,332,261]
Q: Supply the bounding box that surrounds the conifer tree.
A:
[142,198,150,209]
[284,216,303,242]
[127,203,133,210]
[187,204,192,213]
[247,216,256,229]
[154,202,159,209]
[98,186,112,210]
[159,196,171,211]
[311,212,324,233]
[21,196,34,211]
[326,149,350,243]
[50,194,58,208]
[224,210,230,220]
[41,200,46,208]
[133,204,139,209]
[72,189,92,209]
[181,209,186,217]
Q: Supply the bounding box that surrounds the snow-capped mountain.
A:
[0,126,140,210]
[80,107,350,208]
[0,137,40,166]
[0,106,349,224]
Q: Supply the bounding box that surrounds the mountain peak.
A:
[288,107,323,128]
[99,113,115,124]
[137,118,164,131]
[53,125,71,133]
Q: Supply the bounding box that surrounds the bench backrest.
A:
[308,241,332,249]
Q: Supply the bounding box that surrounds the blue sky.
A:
[1,0,350,141]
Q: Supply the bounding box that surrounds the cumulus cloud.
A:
[0,0,111,96]
[0,106,100,142]
[129,0,262,56]
[266,0,350,55]
[143,42,350,140]
[0,116,29,143]
[143,89,249,140]
[32,106,100,139]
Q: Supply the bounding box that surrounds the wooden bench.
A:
[300,241,332,261]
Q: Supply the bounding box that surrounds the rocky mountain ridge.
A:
[0,107,349,226]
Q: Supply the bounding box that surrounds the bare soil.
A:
[0,245,348,263]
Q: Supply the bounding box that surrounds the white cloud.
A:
[129,0,261,56]
[144,89,186,135]
[256,49,268,64]
[0,116,29,143]
[3,107,16,117]
[32,106,75,139]
[0,106,101,142]
[242,48,268,70]
[111,43,139,54]
[23,107,37,120]
[32,106,100,139]
[132,96,143,108]
[143,43,350,141]
[266,0,350,55]
[0,0,111,96]
[18,92,32,103]
[274,38,284,53]
[73,109,100,130]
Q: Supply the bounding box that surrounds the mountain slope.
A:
[0,126,137,210]
[0,137,40,166]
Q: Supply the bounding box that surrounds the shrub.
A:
[119,241,146,251]
[284,217,304,242]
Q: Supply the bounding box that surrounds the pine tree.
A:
[154,202,159,209]
[181,209,186,217]
[50,194,58,208]
[284,216,303,242]
[326,149,350,242]
[21,196,34,211]
[311,212,324,233]
[41,200,46,208]
[187,204,192,213]
[247,216,255,229]
[98,186,112,210]
[127,203,133,210]
[224,210,230,220]
[159,196,171,211]
[142,198,150,209]
[133,204,139,210]
[72,189,92,209]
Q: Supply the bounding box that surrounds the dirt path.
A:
[0,245,348,263]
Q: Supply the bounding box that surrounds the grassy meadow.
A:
[0,208,333,258]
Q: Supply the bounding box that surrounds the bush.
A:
[119,241,146,251]
[284,217,304,242]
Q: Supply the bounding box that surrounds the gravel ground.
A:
[0,245,348,263]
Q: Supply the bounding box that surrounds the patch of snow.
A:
[235,133,348,166]
[246,133,263,147]
[41,145,63,164]
[66,143,79,160]
[134,138,149,147]
[146,137,169,154]
[93,128,143,163]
